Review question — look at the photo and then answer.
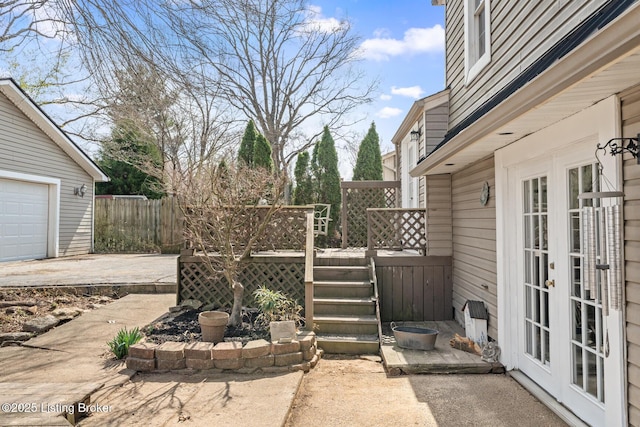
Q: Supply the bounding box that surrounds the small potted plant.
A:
[253,286,303,343]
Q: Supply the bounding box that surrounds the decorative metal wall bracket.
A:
[597,133,640,164]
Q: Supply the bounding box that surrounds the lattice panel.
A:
[254,208,310,251]
[344,187,397,247]
[367,209,426,253]
[178,257,305,308]
[187,207,311,253]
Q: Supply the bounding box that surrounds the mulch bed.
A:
[144,308,272,345]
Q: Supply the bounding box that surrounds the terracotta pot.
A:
[198,311,229,343]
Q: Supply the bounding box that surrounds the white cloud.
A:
[379,94,392,101]
[358,25,445,61]
[391,85,424,99]
[33,3,69,40]
[305,5,348,33]
[377,107,402,119]
[373,28,391,38]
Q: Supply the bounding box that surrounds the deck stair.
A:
[313,259,380,354]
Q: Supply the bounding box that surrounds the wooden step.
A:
[313,281,372,298]
[313,266,369,282]
[314,257,368,267]
[314,314,378,335]
[313,297,375,315]
[316,333,380,354]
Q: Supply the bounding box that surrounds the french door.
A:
[510,149,624,427]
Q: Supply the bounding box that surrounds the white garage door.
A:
[0,178,49,262]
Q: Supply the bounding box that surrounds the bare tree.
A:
[56,0,377,174]
[0,1,107,144]
[96,62,237,194]
[0,0,66,51]
[174,0,377,171]
[179,162,288,326]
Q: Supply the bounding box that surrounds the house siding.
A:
[0,93,94,256]
[451,156,497,339]
[445,0,605,129]
[425,105,448,155]
[425,174,452,257]
[622,85,640,426]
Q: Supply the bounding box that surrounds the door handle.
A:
[545,279,555,288]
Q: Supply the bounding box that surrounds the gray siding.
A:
[425,105,448,155]
[451,156,497,339]
[622,85,640,426]
[445,0,606,129]
[425,174,452,257]
[0,93,94,256]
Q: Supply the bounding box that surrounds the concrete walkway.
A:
[0,294,175,425]
[0,255,571,426]
[0,254,178,288]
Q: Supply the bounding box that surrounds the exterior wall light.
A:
[410,129,422,142]
[74,183,87,198]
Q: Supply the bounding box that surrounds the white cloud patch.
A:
[373,28,391,38]
[379,94,392,101]
[305,5,348,33]
[33,3,69,40]
[391,85,424,99]
[358,25,444,61]
[377,107,402,119]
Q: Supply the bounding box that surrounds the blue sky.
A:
[1,1,446,179]
[312,1,445,176]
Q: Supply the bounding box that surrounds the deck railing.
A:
[341,180,400,248]
[366,208,427,254]
[177,206,315,308]
[304,210,315,331]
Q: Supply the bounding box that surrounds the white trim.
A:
[0,169,60,259]
[496,97,625,427]
[464,0,491,84]
[0,79,108,182]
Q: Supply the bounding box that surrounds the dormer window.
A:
[464,0,491,84]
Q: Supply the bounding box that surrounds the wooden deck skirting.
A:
[178,250,453,322]
[374,255,453,322]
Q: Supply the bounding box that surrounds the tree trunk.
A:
[229,280,244,326]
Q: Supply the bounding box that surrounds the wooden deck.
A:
[380,321,504,375]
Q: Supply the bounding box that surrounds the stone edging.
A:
[126,331,321,374]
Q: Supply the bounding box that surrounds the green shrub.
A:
[108,327,143,359]
[253,286,303,328]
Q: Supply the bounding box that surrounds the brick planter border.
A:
[126,331,321,374]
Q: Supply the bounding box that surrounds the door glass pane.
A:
[569,168,579,209]
[522,176,550,366]
[568,164,605,403]
[524,180,531,213]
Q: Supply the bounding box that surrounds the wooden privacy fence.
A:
[341,180,400,248]
[367,208,427,254]
[375,256,453,322]
[94,197,182,253]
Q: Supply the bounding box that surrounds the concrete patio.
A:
[380,320,503,375]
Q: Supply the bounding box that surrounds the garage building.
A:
[0,78,109,262]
